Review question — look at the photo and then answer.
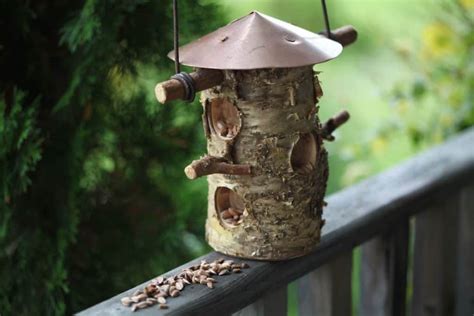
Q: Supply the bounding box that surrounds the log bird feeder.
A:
[155,9,357,260]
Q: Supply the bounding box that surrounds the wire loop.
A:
[171,72,196,102]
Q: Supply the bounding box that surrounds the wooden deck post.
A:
[232,286,287,316]
[411,197,460,316]
[455,185,474,316]
[297,252,352,315]
[360,218,409,316]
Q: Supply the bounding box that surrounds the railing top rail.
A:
[79,127,474,316]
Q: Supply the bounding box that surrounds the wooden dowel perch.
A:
[321,110,350,141]
[184,156,252,180]
[155,68,224,104]
[320,25,358,47]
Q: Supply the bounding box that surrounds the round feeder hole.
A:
[215,187,246,227]
[208,98,241,140]
[290,133,318,174]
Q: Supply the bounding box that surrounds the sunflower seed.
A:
[121,297,133,306]
[146,298,157,306]
[131,293,146,303]
[220,210,232,219]
[170,290,180,297]
[161,284,170,294]
[182,278,191,285]
[228,208,239,216]
[122,258,251,312]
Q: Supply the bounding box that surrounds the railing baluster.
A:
[411,198,459,316]
[455,185,474,316]
[360,218,409,316]
[232,286,287,316]
[297,252,352,315]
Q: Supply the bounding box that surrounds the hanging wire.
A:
[173,0,180,74]
[171,0,196,102]
[321,0,333,39]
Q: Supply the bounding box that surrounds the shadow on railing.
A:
[78,127,474,316]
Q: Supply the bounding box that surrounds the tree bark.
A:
[202,67,328,260]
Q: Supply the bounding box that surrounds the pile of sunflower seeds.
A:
[220,207,244,225]
[120,258,250,312]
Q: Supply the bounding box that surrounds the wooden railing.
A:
[79,128,474,316]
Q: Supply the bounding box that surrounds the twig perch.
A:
[155,68,224,104]
[321,110,350,141]
[319,25,358,47]
[184,156,251,180]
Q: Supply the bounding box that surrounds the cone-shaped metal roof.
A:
[167,11,343,70]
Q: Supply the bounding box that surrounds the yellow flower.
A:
[440,114,454,127]
[396,100,409,115]
[421,23,459,59]
[370,137,388,155]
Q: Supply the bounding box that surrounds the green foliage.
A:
[382,0,474,147]
[339,0,474,187]
[0,90,43,313]
[0,0,223,314]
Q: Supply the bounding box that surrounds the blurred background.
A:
[0,0,472,314]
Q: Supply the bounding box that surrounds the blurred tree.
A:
[0,0,223,314]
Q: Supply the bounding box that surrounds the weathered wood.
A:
[232,286,287,316]
[411,198,459,316]
[184,156,251,180]
[154,68,224,104]
[455,185,474,316]
[297,252,352,315]
[360,218,409,316]
[391,218,409,316]
[78,128,474,316]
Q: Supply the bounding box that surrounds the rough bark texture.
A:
[201,66,328,260]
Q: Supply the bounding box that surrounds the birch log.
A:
[202,67,328,260]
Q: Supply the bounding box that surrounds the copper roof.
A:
[167,11,343,70]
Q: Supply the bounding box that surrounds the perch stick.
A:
[184,156,251,180]
[155,68,224,104]
[321,110,350,141]
[319,25,358,47]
